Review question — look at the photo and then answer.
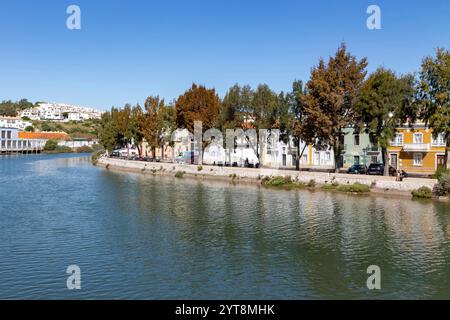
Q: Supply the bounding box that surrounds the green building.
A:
[340,127,381,168]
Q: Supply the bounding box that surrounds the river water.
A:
[1,153,449,299]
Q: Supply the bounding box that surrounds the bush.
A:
[412,186,433,199]
[433,167,449,179]
[321,184,338,190]
[43,139,58,151]
[25,126,34,132]
[307,179,316,188]
[262,176,291,186]
[261,176,304,189]
[54,146,73,153]
[433,173,450,196]
[41,122,55,132]
[76,145,94,153]
[175,171,184,178]
[92,144,104,153]
[197,165,203,171]
[337,182,370,193]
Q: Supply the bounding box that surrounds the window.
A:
[302,154,307,164]
[354,134,360,146]
[1,130,5,139]
[354,155,360,165]
[371,156,378,164]
[392,133,403,146]
[325,152,331,161]
[432,134,445,146]
[413,133,423,144]
[6,131,11,139]
[413,153,422,166]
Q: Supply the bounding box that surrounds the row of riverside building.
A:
[0,127,97,154]
[132,122,448,176]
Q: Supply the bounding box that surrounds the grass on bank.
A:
[412,186,433,199]
[175,171,185,178]
[321,182,370,193]
[261,176,306,189]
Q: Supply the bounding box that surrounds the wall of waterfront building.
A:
[0,128,45,153]
[387,125,447,174]
[341,127,382,168]
[58,139,99,148]
[129,124,448,173]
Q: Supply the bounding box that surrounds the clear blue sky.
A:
[0,0,449,110]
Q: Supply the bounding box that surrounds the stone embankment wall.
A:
[97,157,438,192]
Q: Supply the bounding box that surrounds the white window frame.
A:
[413,153,423,166]
[392,133,404,146]
[432,133,445,146]
[413,133,423,144]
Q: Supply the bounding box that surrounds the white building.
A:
[20,103,103,121]
[0,117,32,130]
[0,128,45,153]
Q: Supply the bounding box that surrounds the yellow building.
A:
[388,124,447,175]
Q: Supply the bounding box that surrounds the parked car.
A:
[347,164,368,174]
[175,151,199,164]
[367,163,397,176]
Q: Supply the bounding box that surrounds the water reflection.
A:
[0,154,449,299]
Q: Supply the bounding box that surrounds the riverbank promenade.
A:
[97,156,438,194]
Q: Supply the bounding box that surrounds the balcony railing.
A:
[402,143,430,152]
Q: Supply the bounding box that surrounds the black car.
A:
[347,164,368,174]
[367,163,397,176]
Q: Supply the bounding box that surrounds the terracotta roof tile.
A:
[18,131,71,140]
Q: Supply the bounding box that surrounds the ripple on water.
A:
[1,154,450,299]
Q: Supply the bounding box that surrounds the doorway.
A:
[437,155,446,169]
[390,154,398,169]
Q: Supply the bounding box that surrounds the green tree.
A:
[130,104,145,156]
[355,68,415,175]
[143,96,165,157]
[98,108,120,152]
[289,80,320,170]
[43,139,58,151]
[417,48,450,167]
[303,44,368,172]
[25,126,35,132]
[0,99,33,117]
[41,122,54,132]
[158,102,177,159]
[247,84,279,166]
[218,84,245,130]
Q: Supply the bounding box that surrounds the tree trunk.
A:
[333,144,340,173]
[137,144,141,158]
[382,147,389,176]
[445,140,449,171]
[297,143,307,171]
